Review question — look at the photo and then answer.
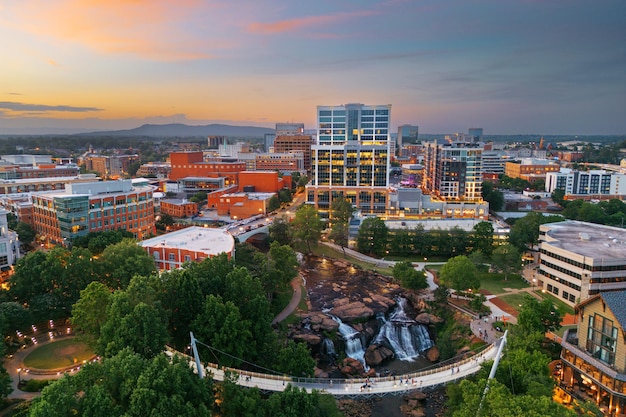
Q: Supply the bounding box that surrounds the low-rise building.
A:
[505,158,560,182]
[32,179,156,246]
[160,199,198,218]
[139,226,234,271]
[536,221,626,307]
[560,290,626,415]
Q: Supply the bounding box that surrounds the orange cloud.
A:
[5,0,225,61]
[247,10,378,35]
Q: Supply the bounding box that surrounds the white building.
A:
[0,209,21,270]
[545,168,626,197]
[139,226,235,271]
[537,221,626,307]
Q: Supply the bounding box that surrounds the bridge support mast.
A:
[477,330,507,416]
[190,331,205,379]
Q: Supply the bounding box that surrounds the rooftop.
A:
[139,226,234,257]
[541,220,626,260]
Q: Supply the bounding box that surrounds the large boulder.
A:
[364,344,394,367]
[292,333,322,347]
[340,358,365,377]
[425,346,440,362]
[415,312,444,325]
[308,313,339,332]
[331,301,374,322]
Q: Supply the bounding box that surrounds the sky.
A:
[1,0,625,135]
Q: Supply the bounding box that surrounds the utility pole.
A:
[190,331,204,379]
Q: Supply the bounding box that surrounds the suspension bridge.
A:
[165,332,504,398]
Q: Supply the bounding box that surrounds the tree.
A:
[438,255,479,292]
[268,215,291,246]
[99,295,169,359]
[71,282,112,348]
[275,340,315,378]
[482,181,504,211]
[191,295,253,367]
[508,212,562,251]
[490,243,521,280]
[551,188,565,206]
[14,222,36,249]
[98,239,156,289]
[268,195,281,212]
[328,198,355,248]
[517,295,562,335]
[30,349,214,417]
[392,261,427,290]
[472,221,494,257]
[356,217,389,256]
[278,188,293,205]
[291,205,323,253]
[155,213,174,231]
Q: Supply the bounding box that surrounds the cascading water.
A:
[373,297,434,361]
[332,316,368,369]
[322,337,337,362]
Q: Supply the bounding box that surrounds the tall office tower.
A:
[397,125,419,150]
[208,136,226,148]
[422,138,483,201]
[468,128,483,142]
[264,133,276,152]
[306,103,392,217]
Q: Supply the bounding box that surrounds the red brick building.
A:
[160,199,198,218]
[169,152,245,184]
[139,226,235,271]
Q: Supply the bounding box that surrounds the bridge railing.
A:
[166,338,497,388]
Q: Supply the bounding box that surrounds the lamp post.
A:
[17,368,21,385]
[532,278,536,291]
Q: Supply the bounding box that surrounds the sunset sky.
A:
[1,0,625,135]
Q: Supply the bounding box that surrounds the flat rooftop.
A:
[139,226,234,256]
[542,220,626,260]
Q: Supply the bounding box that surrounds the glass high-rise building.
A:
[306,103,392,217]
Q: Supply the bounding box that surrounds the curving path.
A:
[168,337,500,398]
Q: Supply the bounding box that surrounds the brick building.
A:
[32,179,156,246]
[169,151,245,183]
[139,226,235,271]
[160,199,199,218]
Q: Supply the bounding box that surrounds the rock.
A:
[314,367,329,378]
[331,301,374,322]
[292,333,322,346]
[364,343,395,367]
[333,297,350,307]
[340,358,365,376]
[405,391,427,401]
[415,312,443,325]
[425,346,440,362]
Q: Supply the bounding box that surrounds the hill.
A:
[78,123,274,138]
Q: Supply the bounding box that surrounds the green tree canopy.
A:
[438,255,479,292]
[97,239,156,289]
[291,205,323,253]
[356,217,389,256]
[490,243,521,281]
[472,221,494,257]
[392,261,427,290]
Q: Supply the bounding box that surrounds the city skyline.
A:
[1,0,625,135]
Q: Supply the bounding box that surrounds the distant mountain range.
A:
[77,123,275,137]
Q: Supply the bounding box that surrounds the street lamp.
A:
[17,368,21,385]
[532,278,537,291]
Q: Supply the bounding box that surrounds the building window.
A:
[168,253,175,261]
[586,314,617,366]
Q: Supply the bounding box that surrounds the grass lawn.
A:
[497,292,534,314]
[534,290,575,316]
[23,339,95,369]
[478,273,528,295]
[311,244,393,276]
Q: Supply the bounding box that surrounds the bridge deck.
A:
[167,338,499,397]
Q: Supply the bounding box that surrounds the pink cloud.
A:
[247,10,378,35]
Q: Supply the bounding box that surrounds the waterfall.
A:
[332,316,368,369]
[322,337,337,361]
[374,297,434,361]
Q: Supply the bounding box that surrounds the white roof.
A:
[139,226,235,257]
